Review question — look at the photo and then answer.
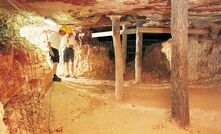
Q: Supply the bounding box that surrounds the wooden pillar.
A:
[109,15,124,101]
[122,25,128,75]
[171,0,190,127]
[135,19,144,83]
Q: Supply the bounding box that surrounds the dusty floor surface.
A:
[45,77,221,134]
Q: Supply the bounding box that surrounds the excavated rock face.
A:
[141,36,221,82]
[0,45,51,133]
[143,43,170,75]
[0,9,52,134]
[0,103,8,134]
[16,0,97,5]
[74,44,114,79]
[1,0,219,29]
[161,36,221,81]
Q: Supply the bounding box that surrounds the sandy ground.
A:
[45,77,221,134]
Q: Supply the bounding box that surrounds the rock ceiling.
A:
[1,0,221,28]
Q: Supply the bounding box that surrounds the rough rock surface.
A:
[143,43,170,75]
[161,36,221,81]
[1,0,220,28]
[0,10,52,134]
[74,44,115,79]
[0,103,9,134]
[0,42,52,133]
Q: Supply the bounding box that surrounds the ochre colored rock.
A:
[73,44,115,79]
[0,42,52,133]
[161,37,221,81]
[0,102,9,134]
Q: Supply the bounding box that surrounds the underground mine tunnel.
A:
[1,0,221,134]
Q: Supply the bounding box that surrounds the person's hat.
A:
[59,25,68,32]
[66,27,73,34]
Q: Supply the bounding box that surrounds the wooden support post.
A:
[109,15,124,101]
[122,25,128,75]
[171,0,190,127]
[135,19,144,83]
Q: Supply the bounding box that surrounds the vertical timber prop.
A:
[171,0,190,127]
[110,15,124,101]
[135,19,144,83]
[122,25,128,75]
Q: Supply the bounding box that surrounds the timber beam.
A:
[138,27,208,34]
[92,29,136,38]
[92,27,207,38]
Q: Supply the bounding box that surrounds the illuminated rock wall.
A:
[0,10,52,133]
[0,102,9,134]
[73,44,115,79]
[161,36,221,81]
[0,41,52,134]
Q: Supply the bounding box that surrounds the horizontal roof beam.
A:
[138,27,208,34]
[92,27,207,38]
[92,31,115,38]
[92,29,136,38]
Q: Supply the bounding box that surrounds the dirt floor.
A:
[45,77,221,134]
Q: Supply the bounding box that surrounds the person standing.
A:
[47,26,67,82]
[61,27,77,78]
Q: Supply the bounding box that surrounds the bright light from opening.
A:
[19,27,29,37]
[19,26,59,67]
[19,26,55,51]
[44,17,57,26]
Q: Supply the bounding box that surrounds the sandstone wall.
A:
[0,102,9,134]
[0,9,52,133]
[0,41,52,133]
[73,44,115,79]
[143,43,170,75]
[161,36,221,81]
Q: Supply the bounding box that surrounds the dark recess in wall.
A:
[96,33,171,62]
